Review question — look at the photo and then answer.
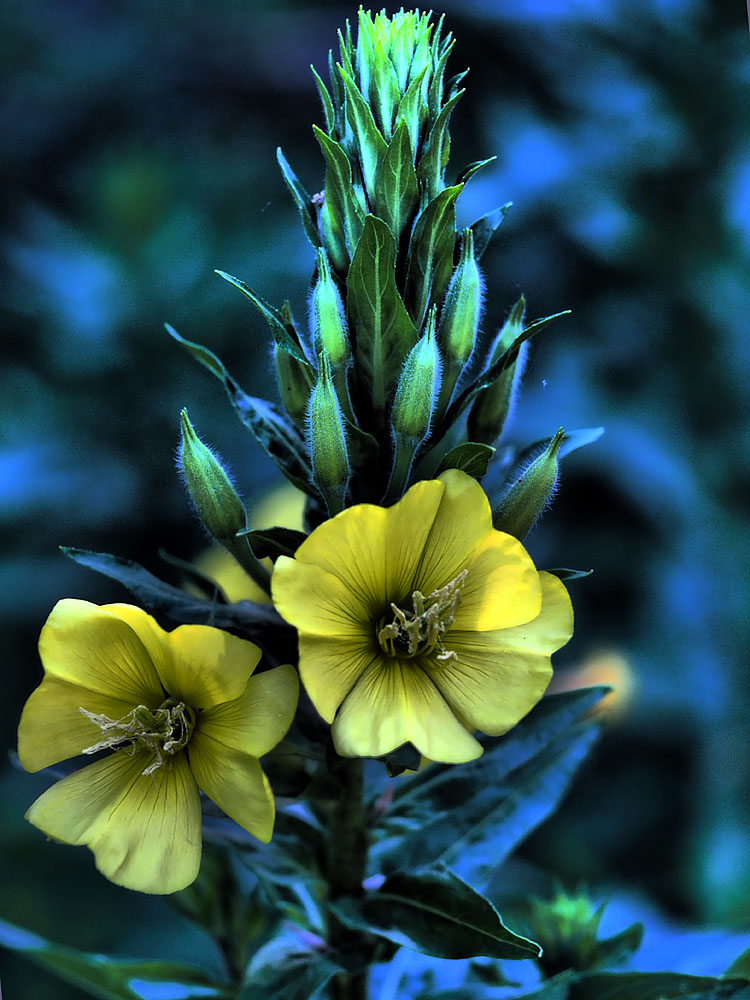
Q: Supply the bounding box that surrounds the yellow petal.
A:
[298,633,381,722]
[162,625,262,708]
[426,572,574,736]
[199,664,299,758]
[332,658,483,763]
[451,531,542,631]
[272,558,371,637]
[192,546,271,604]
[39,599,163,706]
[188,734,275,843]
[26,751,202,894]
[17,677,135,773]
[285,479,444,617]
[101,603,175,684]
[413,470,494,594]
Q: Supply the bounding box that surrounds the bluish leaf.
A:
[405,184,463,328]
[470,204,512,260]
[569,972,750,1000]
[434,442,496,479]
[276,148,321,250]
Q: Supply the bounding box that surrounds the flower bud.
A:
[275,344,313,427]
[492,428,564,539]
[391,307,442,444]
[179,409,246,543]
[467,295,526,444]
[438,228,483,368]
[308,351,350,513]
[310,248,350,366]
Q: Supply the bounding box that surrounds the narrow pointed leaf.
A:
[416,89,464,202]
[346,214,418,410]
[0,918,229,1000]
[238,526,308,560]
[214,271,311,368]
[310,64,334,134]
[394,65,429,157]
[546,567,594,582]
[456,156,498,187]
[470,203,513,260]
[404,184,463,328]
[167,325,313,493]
[276,147,321,250]
[337,63,388,202]
[373,118,419,241]
[331,869,540,961]
[313,125,366,254]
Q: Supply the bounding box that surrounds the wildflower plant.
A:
[7,9,749,1000]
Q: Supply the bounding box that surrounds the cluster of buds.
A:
[173,8,571,538]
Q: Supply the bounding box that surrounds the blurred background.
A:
[2,0,748,993]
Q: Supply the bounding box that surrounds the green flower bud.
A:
[467,294,526,444]
[275,344,313,427]
[438,228,483,367]
[309,350,350,514]
[391,307,441,443]
[310,247,350,366]
[492,428,565,539]
[179,408,246,543]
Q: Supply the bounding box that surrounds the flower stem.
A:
[325,755,369,1000]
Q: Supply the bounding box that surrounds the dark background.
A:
[2,0,749,994]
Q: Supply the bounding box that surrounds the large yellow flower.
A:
[17,600,298,894]
[272,469,573,763]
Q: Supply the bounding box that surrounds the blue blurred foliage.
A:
[1,0,748,994]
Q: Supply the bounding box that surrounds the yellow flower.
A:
[272,469,573,763]
[17,600,298,894]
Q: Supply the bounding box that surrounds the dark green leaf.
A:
[371,689,609,882]
[394,66,428,157]
[0,918,229,1000]
[569,972,750,1000]
[434,442,496,479]
[276,147,321,250]
[240,950,341,1000]
[331,868,540,961]
[157,548,229,602]
[60,547,284,637]
[588,921,644,969]
[416,89,464,204]
[166,325,313,494]
[456,157,497,187]
[346,214,418,410]
[382,742,422,777]
[313,125,366,256]
[470,203,512,260]
[237,526,307,560]
[337,63,388,201]
[546,567,594,582]
[728,945,750,979]
[373,118,419,241]
[214,271,311,368]
[405,184,463,328]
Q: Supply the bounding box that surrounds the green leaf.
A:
[373,118,419,241]
[0,918,229,1000]
[276,147,321,250]
[337,63,388,202]
[456,157,498,187]
[166,325,314,494]
[588,921,644,969]
[546,567,594,582]
[237,526,307,560]
[310,64,334,133]
[416,89,464,204]
[331,868,540,961]
[728,945,750,979]
[313,125,366,257]
[60,548,283,636]
[239,952,342,1000]
[371,689,609,883]
[405,184,463,329]
[568,972,750,1000]
[394,65,428,157]
[434,442,496,479]
[346,214,418,411]
[470,204,512,260]
[214,271,311,368]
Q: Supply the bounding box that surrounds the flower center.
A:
[377,570,467,663]
[79,698,197,776]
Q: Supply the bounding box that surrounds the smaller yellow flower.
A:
[18,600,298,894]
[272,470,573,764]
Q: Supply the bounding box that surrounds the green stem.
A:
[224,534,272,596]
[325,756,369,1000]
[383,432,418,504]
